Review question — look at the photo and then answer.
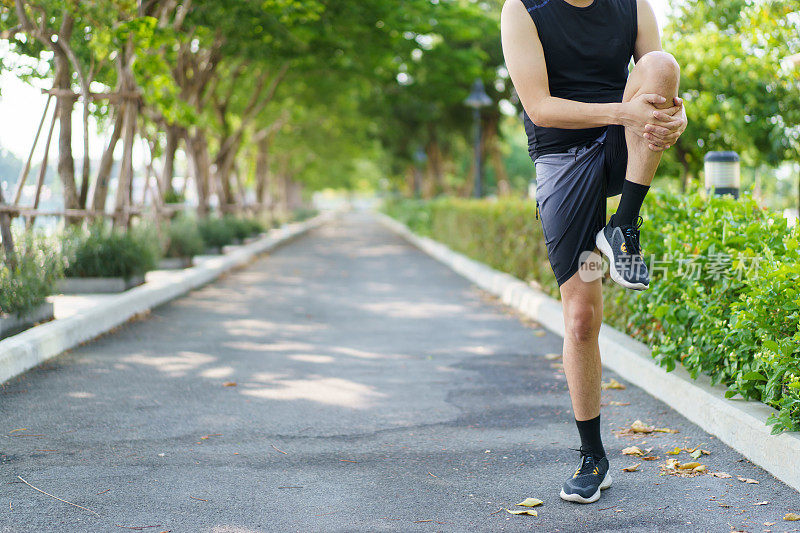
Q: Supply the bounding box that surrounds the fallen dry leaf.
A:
[784,513,800,521]
[630,420,654,433]
[667,447,682,455]
[690,449,703,459]
[660,458,707,478]
[516,498,543,508]
[622,446,645,456]
[653,427,679,434]
[223,382,237,387]
[601,378,626,390]
[737,476,759,484]
[642,456,660,461]
[608,401,630,406]
[506,508,537,516]
[711,472,732,479]
[622,463,641,472]
[753,501,769,506]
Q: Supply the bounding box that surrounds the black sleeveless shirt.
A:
[520,0,638,160]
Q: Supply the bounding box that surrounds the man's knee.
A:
[565,303,601,344]
[637,51,680,85]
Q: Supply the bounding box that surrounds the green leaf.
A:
[762,340,781,353]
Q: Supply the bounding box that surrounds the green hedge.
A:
[292,207,318,223]
[64,225,160,280]
[197,217,236,249]
[0,234,64,318]
[197,216,265,249]
[164,216,206,259]
[385,197,557,296]
[384,191,800,433]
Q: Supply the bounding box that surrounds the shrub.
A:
[0,233,64,318]
[292,207,318,222]
[606,189,800,433]
[164,216,205,259]
[223,216,254,242]
[384,190,800,432]
[64,224,159,280]
[243,217,266,235]
[163,189,185,204]
[383,196,557,297]
[197,217,237,249]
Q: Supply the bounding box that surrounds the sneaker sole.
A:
[595,230,649,291]
[559,472,613,504]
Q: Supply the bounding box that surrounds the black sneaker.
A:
[560,449,612,504]
[595,215,649,290]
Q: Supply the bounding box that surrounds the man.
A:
[500,0,687,504]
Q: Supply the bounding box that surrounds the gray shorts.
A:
[534,125,627,286]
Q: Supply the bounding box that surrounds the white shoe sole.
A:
[595,229,648,291]
[559,472,613,504]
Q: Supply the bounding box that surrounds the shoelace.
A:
[621,215,644,256]
[569,447,600,477]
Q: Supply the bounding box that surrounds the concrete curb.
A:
[0,212,332,386]
[376,211,800,492]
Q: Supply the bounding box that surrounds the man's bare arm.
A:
[501,0,674,133]
[501,0,627,129]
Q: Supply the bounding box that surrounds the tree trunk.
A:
[275,156,290,219]
[161,124,180,197]
[485,114,511,196]
[0,186,16,269]
[215,144,236,211]
[114,96,137,228]
[423,137,444,199]
[53,24,79,222]
[78,86,91,209]
[288,180,302,211]
[185,131,211,217]
[255,137,271,206]
[91,105,125,213]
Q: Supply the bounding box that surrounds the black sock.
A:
[576,414,605,460]
[613,180,650,227]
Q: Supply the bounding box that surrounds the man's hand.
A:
[643,96,687,152]
[621,94,688,152]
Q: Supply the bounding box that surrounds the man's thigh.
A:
[534,139,609,286]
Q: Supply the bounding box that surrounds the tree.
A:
[664,0,800,189]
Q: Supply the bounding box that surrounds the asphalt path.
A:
[2,212,799,532]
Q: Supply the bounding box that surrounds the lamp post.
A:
[413,147,426,198]
[464,79,492,198]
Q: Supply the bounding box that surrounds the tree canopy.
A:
[0,0,798,217]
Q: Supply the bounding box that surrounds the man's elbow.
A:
[528,107,553,128]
